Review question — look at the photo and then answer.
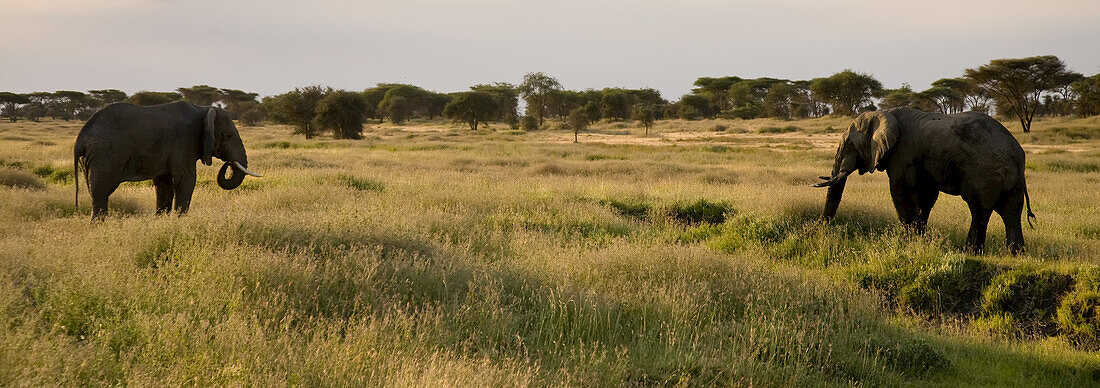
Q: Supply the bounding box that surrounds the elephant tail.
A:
[1024,180,1036,229]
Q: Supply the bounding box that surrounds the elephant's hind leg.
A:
[154,174,174,215]
[88,171,121,222]
[995,189,1026,255]
[964,203,993,254]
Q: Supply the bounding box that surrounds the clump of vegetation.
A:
[335,173,384,192]
[661,199,733,225]
[598,198,651,220]
[758,125,802,134]
[710,124,728,132]
[599,198,732,225]
[897,258,997,316]
[30,165,73,184]
[981,268,1075,335]
[0,168,46,189]
[313,90,367,139]
[520,115,538,131]
[1056,267,1100,349]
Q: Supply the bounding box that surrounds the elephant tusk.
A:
[812,170,852,188]
[233,161,263,177]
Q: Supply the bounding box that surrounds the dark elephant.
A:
[814,107,1035,254]
[74,101,262,220]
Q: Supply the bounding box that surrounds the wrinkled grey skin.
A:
[815,107,1035,254]
[74,101,254,220]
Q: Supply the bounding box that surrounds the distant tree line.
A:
[672,55,1094,132]
[0,85,264,125]
[2,55,1097,134]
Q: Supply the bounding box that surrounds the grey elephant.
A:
[74,101,262,220]
[814,107,1035,254]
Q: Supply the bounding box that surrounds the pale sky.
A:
[2,0,1099,100]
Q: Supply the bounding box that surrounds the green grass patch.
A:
[335,173,384,192]
[758,125,802,134]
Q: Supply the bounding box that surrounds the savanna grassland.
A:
[2,115,1100,386]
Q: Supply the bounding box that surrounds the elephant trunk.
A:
[814,151,857,220]
[217,162,246,190]
[821,176,848,220]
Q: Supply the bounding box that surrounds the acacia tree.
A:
[443,91,497,130]
[965,55,1073,132]
[809,70,882,116]
[471,83,520,127]
[177,85,222,106]
[52,91,94,120]
[518,72,562,126]
[915,86,962,114]
[360,84,397,122]
[1071,73,1100,117]
[263,86,329,138]
[692,76,741,112]
[567,106,588,143]
[22,92,52,122]
[878,84,916,110]
[631,104,655,136]
[600,89,631,121]
[125,91,181,106]
[88,89,128,109]
[313,90,366,139]
[0,92,30,122]
[763,82,798,119]
[219,88,259,118]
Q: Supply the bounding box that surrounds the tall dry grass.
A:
[1,115,1098,386]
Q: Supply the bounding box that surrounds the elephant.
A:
[73,101,262,220]
[813,107,1035,254]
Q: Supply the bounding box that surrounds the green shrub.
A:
[336,173,384,192]
[0,168,46,189]
[661,199,733,225]
[982,268,1074,334]
[1056,291,1100,349]
[898,258,997,316]
[521,115,538,131]
[758,125,802,134]
[1056,267,1100,349]
[866,335,950,375]
[598,198,651,221]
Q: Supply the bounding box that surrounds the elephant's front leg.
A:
[889,175,920,228]
[154,174,174,215]
[172,173,197,215]
[913,188,940,234]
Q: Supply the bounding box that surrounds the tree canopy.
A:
[443,91,498,131]
[313,90,366,139]
[965,55,1073,132]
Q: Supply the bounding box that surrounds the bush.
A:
[521,115,538,131]
[1057,291,1100,349]
[30,165,72,184]
[1056,267,1100,349]
[0,168,46,189]
[335,173,384,192]
[982,268,1074,335]
[598,198,651,221]
[661,199,733,225]
[897,258,997,316]
[758,125,802,134]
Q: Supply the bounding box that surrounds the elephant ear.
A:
[201,108,216,166]
[853,111,899,173]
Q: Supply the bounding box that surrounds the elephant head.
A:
[202,107,262,190]
[814,110,899,220]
